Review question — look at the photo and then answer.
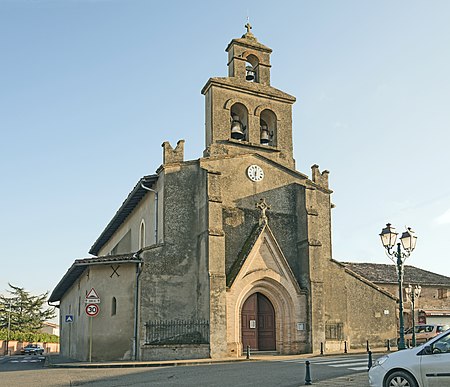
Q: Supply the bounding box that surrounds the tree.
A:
[0,284,56,333]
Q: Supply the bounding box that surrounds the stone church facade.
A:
[50,26,397,361]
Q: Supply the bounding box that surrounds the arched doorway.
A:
[241,292,276,351]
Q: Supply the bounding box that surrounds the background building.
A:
[344,262,450,327]
[40,322,60,337]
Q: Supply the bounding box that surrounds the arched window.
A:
[139,220,145,249]
[245,54,259,83]
[111,297,117,316]
[260,109,277,146]
[230,103,248,141]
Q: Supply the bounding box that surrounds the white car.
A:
[369,329,450,387]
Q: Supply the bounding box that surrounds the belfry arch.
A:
[230,102,248,141]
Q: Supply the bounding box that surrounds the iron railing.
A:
[145,319,209,345]
[325,322,344,340]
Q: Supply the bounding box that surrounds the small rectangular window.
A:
[325,323,344,340]
[438,288,448,299]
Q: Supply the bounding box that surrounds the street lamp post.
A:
[379,223,417,350]
[405,284,422,347]
[5,299,12,356]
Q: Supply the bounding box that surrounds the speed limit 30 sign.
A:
[85,303,100,317]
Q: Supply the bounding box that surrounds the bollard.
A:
[246,345,250,359]
[320,342,323,355]
[366,340,370,352]
[368,350,373,370]
[344,341,348,354]
[387,339,391,352]
[305,360,312,385]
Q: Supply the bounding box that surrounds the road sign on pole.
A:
[85,303,100,317]
[86,288,100,299]
[84,298,100,304]
[85,287,101,305]
[65,315,74,323]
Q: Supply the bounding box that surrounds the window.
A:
[438,288,448,299]
[432,332,450,353]
[111,297,117,316]
[325,322,344,340]
[139,220,146,249]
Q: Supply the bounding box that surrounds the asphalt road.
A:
[0,354,46,371]
[0,353,373,386]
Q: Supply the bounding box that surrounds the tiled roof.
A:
[89,174,157,255]
[331,260,397,300]
[342,262,450,287]
[49,253,141,303]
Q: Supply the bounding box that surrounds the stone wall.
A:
[138,162,211,358]
[59,263,137,361]
[323,261,397,350]
[141,344,209,361]
[98,193,156,256]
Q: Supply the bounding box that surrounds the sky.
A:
[1,0,450,303]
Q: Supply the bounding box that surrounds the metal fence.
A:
[145,319,210,345]
[325,322,344,340]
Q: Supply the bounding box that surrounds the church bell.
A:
[231,115,245,140]
[245,66,255,81]
[260,124,270,144]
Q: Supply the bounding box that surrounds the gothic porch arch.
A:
[227,271,307,356]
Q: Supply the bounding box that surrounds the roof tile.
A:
[342,262,450,287]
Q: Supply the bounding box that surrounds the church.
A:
[50,26,397,361]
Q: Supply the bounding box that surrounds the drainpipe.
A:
[48,301,60,308]
[140,182,158,244]
[132,254,143,361]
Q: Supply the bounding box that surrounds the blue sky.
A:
[1,0,450,300]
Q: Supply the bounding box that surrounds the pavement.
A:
[311,372,369,386]
[43,349,383,386]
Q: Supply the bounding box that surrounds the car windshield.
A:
[415,325,433,333]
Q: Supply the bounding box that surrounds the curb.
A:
[45,356,255,369]
[45,349,388,369]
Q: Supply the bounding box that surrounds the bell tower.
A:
[201,24,297,169]
[227,23,272,86]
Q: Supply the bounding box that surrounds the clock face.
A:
[247,165,264,182]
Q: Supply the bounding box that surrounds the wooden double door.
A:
[241,292,276,351]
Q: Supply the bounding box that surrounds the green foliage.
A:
[0,328,59,343]
[0,284,56,333]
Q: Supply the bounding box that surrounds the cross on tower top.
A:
[256,198,270,225]
[242,22,255,40]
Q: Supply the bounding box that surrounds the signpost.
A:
[84,298,100,304]
[65,315,74,357]
[85,304,100,317]
[85,288,100,362]
[86,288,100,299]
